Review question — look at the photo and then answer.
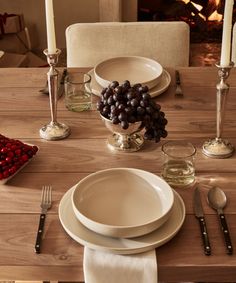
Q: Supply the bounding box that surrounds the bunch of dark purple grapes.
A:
[97,80,168,142]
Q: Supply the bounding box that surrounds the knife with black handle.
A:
[193,186,211,255]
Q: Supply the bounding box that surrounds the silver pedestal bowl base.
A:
[107,132,144,152]
[101,115,145,152]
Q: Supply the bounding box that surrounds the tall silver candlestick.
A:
[39,49,70,140]
[202,62,234,158]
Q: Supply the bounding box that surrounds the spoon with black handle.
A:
[207,186,233,255]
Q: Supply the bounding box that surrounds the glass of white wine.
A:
[65,72,92,112]
[161,141,196,188]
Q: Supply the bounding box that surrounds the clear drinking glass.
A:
[161,141,196,187]
[65,72,92,112]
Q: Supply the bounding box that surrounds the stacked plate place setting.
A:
[87,56,171,98]
[59,168,185,255]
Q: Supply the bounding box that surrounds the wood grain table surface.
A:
[0,67,236,282]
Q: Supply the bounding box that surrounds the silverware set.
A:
[193,184,233,256]
[35,185,52,254]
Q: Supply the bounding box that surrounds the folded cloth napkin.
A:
[84,247,158,283]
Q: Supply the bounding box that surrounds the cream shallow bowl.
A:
[94,56,163,90]
[71,168,174,238]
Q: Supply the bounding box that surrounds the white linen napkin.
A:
[84,247,158,283]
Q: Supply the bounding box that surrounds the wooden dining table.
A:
[0,66,236,282]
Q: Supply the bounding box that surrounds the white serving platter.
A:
[59,186,185,255]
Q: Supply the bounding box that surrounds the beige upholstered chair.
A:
[66,21,190,68]
[232,22,236,65]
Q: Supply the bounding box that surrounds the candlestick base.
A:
[202,138,234,159]
[39,121,70,141]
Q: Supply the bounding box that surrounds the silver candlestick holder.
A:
[202,62,234,158]
[39,49,70,140]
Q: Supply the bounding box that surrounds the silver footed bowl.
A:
[100,115,145,152]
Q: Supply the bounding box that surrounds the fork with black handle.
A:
[175,70,183,96]
[35,185,52,254]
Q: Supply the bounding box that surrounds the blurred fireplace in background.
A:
[138,0,236,43]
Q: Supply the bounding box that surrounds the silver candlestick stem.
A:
[202,62,234,158]
[39,49,70,140]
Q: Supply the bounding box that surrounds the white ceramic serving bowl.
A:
[71,168,174,238]
[94,56,163,90]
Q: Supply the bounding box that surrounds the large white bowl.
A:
[71,168,174,238]
[94,56,163,90]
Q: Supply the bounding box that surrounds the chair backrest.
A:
[232,22,236,65]
[66,21,190,68]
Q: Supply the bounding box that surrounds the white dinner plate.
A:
[59,186,185,255]
[88,68,171,98]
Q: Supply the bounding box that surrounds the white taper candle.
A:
[45,0,57,54]
[220,0,234,67]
